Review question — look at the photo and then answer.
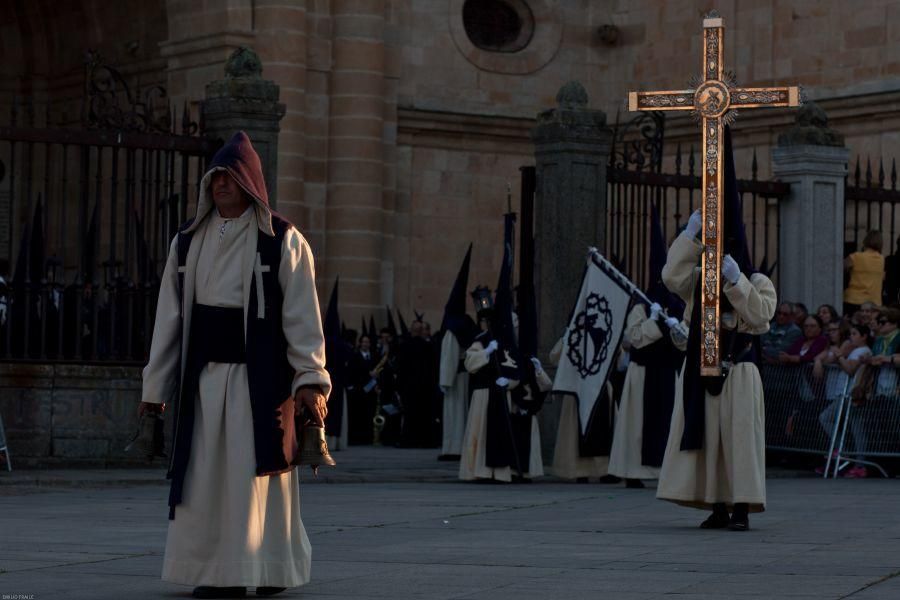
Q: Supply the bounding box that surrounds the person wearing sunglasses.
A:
[864,309,900,367]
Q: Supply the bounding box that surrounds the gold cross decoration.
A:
[627,10,800,376]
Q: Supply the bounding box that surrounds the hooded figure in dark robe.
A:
[437,244,478,459]
[140,131,331,597]
[324,279,351,450]
[397,316,439,448]
[459,215,550,482]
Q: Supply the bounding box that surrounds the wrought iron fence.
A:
[845,156,900,255]
[605,112,789,292]
[0,54,220,365]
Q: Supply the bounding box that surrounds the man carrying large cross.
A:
[629,11,795,530]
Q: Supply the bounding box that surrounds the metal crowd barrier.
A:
[761,362,900,478]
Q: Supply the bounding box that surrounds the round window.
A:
[462,0,535,53]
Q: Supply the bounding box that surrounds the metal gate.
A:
[0,52,220,364]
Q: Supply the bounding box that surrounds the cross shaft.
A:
[627,12,800,376]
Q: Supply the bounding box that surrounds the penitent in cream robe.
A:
[608,304,665,480]
[656,233,776,513]
[549,338,610,480]
[439,330,469,456]
[146,208,319,587]
[458,341,548,482]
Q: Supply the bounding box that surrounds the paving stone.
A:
[0,449,899,599]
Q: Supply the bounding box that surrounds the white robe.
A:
[656,233,776,513]
[459,341,547,482]
[142,199,330,587]
[439,331,469,456]
[548,337,609,480]
[608,304,666,480]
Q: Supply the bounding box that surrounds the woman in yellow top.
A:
[844,230,884,315]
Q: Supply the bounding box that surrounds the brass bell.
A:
[295,425,336,470]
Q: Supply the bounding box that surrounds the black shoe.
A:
[729,503,750,531]
[437,454,461,462]
[598,475,622,484]
[700,504,730,529]
[192,587,247,599]
[256,588,287,597]
[625,479,645,489]
[511,475,533,484]
[728,514,750,531]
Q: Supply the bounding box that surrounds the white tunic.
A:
[458,341,546,482]
[656,233,776,513]
[548,338,609,480]
[142,201,330,588]
[608,304,665,480]
[439,331,469,456]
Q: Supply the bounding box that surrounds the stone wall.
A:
[5,0,900,323]
[0,363,153,468]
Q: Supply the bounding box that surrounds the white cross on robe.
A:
[254,252,270,319]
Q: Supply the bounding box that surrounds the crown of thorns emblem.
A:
[566,293,613,378]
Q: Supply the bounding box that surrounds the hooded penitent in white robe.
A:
[656,233,776,513]
[439,331,469,456]
[549,338,610,480]
[608,304,666,480]
[141,154,330,587]
[458,340,549,482]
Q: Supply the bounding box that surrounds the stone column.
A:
[323,1,386,314]
[772,103,848,311]
[532,82,612,359]
[531,82,612,461]
[202,47,286,206]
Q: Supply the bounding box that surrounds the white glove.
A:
[530,356,543,374]
[685,209,702,239]
[665,316,679,328]
[485,340,499,356]
[495,377,509,388]
[649,302,662,321]
[722,254,740,285]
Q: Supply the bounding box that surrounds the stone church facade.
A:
[3,0,900,324]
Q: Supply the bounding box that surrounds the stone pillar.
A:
[772,102,848,311]
[532,82,612,359]
[531,82,612,461]
[323,1,386,314]
[202,47,286,206]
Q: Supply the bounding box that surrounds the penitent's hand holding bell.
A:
[294,404,336,476]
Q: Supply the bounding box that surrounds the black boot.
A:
[700,503,730,529]
[256,588,287,597]
[729,503,750,531]
[192,587,246,599]
[625,478,645,489]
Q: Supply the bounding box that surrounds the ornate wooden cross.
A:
[627,10,800,376]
